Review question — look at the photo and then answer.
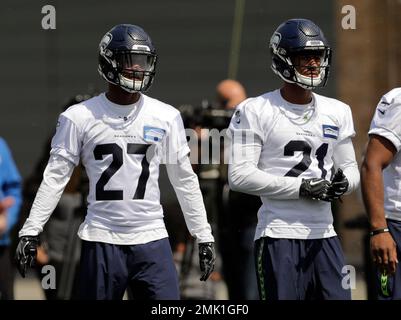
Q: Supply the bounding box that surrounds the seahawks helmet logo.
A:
[100,33,113,52]
[270,33,281,46]
[270,33,281,51]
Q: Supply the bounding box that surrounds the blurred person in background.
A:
[216,79,246,109]
[174,79,255,299]
[0,137,22,300]
[361,87,401,300]
[216,79,260,300]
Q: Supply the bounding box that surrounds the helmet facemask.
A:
[290,48,330,90]
[271,43,331,90]
[114,51,157,93]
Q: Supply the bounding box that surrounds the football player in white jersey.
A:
[361,88,401,299]
[228,19,360,300]
[15,24,215,300]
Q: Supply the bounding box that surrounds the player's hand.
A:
[299,178,330,200]
[199,242,216,281]
[15,236,40,278]
[0,197,14,235]
[324,169,349,201]
[0,196,14,214]
[370,232,398,275]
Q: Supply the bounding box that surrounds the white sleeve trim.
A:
[368,127,401,152]
[50,115,82,165]
[332,137,360,194]
[228,132,302,199]
[165,157,214,243]
[50,147,80,166]
[19,155,76,237]
[228,163,302,199]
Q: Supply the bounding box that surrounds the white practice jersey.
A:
[369,87,401,221]
[51,93,190,243]
[228,89,356,239]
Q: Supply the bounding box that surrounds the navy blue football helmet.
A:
[98,24,157,93]
[269,19,331,90]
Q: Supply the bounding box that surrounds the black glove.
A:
[15,236,40,278]
[325,169,349,201]
[299,178,330,200]
[198,242,216,281]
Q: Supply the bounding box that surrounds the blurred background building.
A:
[1,0,401,299]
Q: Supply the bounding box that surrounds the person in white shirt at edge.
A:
[227,18,359,300]
[361,88,401,300]
[15,24,215,300]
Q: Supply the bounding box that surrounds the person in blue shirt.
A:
[0,137,22,300]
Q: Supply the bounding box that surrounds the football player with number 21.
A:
[228,19,360,300]
[15,24,215,299]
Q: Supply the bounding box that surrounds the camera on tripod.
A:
[178,99,234,131]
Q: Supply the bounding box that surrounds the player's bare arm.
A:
[361,134,398,274]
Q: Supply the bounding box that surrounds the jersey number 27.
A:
[94,143,154,201]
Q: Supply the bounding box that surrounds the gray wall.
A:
[1,0,334,178]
